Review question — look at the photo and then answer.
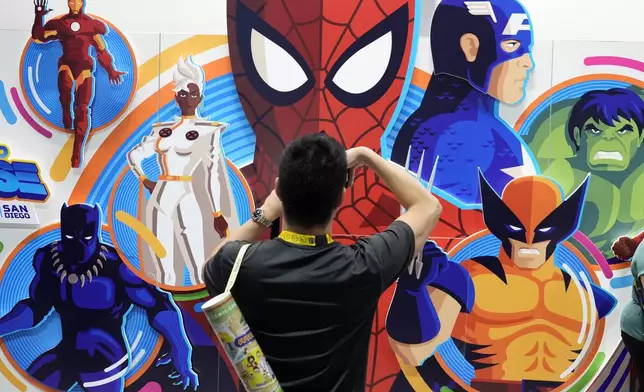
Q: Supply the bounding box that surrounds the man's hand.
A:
[142,178,157,193]
[398,241,450,292]
[262,189,283,221]
[34,0,52,15]
[612,236,638,260]
[108,70,126,85]
[346,147,371,187]
[214,214,228,239]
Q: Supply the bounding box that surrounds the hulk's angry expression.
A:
[568,88,644,172]
[575,117,643,171]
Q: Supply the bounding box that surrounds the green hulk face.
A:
[574,116,643,171]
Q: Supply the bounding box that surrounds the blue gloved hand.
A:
[386,241,450,345]
[398,240,450,292]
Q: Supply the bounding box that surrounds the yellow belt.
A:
[158,175,192,182]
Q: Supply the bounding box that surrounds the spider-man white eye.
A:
[331,32,393,95]
[250,29,308,93]
[325,4,408,107]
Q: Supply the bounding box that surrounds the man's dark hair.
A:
[567,87,644,151]
[277,133,347,229]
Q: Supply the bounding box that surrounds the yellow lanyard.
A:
[278,231,334,247]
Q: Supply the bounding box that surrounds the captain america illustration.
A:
[390,0,539,209]
[0,203,199,391]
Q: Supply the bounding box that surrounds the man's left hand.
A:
[262,188,283,221]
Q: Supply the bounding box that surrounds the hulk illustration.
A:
[525,87,644,258]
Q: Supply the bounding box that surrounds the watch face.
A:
[252,209,262,221]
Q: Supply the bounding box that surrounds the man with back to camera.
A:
[203,133,443,391]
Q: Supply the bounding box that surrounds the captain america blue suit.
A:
[0,203,198,391]
[390,0,539,209]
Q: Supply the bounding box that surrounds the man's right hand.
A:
[34,0,52,15]
[143,179,157,193]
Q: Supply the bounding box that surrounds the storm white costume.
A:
[127,57,238,286]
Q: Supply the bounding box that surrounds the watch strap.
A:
[253,208,272,228]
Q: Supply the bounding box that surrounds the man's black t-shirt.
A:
[203,221,415,392]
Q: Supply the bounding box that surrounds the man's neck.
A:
[282,222,331,236]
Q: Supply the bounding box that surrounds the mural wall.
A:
[0,0,640,391]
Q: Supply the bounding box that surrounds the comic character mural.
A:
[0,0,640,388]
[226,0,419,237]
[29,0,129,169]
[126,56,240,287]
[0,203,198,391]
[56,34,257,390]
[387,0,538,209]
[525,83,644,259]
[387,174,617,391]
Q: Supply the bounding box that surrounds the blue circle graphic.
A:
[20,17,136,132]
[0,228,159,390]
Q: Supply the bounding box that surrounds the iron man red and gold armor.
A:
[31,0,125,168]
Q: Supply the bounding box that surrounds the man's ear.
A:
[573,127,582,148]
[638,129,644,146]
[460,33,480,63]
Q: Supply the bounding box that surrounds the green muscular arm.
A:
[618,164,644,235]
[540,158,578,194]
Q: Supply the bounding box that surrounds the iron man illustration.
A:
[127,57,239,287]
[31,0,125,169]
[227,0,415,238]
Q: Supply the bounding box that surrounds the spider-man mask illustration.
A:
[228,0,416,208]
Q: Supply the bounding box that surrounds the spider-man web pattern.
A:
[227,0,414,236]
[227,0,486,390]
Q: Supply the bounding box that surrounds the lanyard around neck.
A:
[278,231,334,247]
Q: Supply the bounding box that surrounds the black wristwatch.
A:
[251,208,273,228]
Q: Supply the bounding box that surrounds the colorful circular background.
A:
[434,232,606,389]
[0,225,160,391]
[19,16,137,134]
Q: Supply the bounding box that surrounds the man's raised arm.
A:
[348,146,442,255]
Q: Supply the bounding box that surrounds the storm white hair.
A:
[173,56,205,95]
